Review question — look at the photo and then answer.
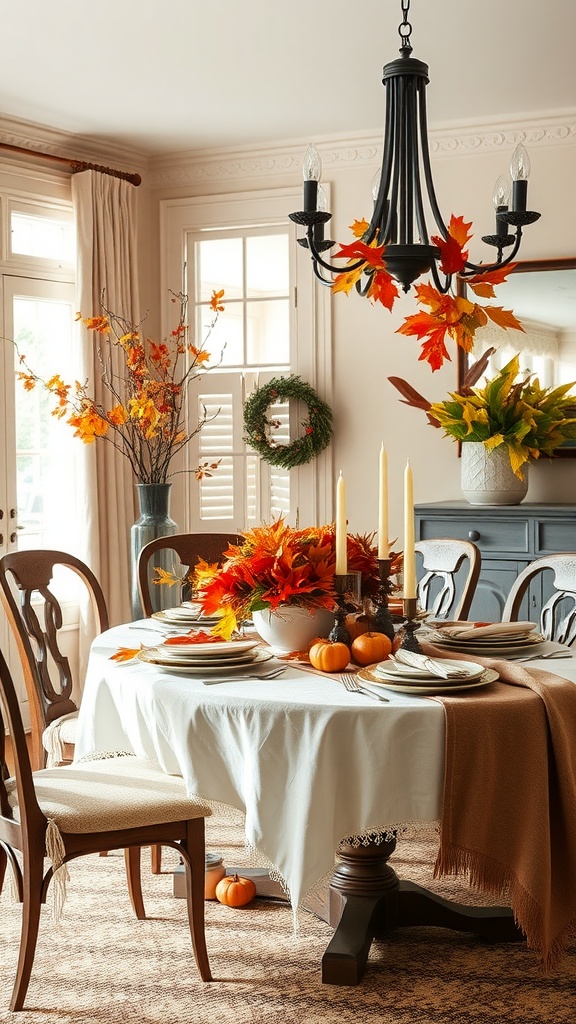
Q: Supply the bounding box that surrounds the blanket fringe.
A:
[434,842,573,971]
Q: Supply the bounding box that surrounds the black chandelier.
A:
[289,0,540,295]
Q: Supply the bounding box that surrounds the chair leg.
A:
[150,844,162,874]
[182,819,212,982]
[11,850,44,1012]
[124,846,146,920]
[0,843,7,896]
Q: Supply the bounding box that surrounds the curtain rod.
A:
[0,142,141,186]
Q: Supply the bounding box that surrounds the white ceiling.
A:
[1,0,575,158]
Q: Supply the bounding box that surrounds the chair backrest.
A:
[502,553,576,644]
[0,550,109,770]
[415,538,481,621]
[0,644,47,843]
[137,532,241,617]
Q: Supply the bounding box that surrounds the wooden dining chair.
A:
[415,538,481,620]
[502,552,576,644]
[0,549,109,773]
[137,532,241,618]
[0,643,212,1012]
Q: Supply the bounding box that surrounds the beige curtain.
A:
[72,170,140,629]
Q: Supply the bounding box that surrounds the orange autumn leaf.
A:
[332,239,386,269]
[110,647,140,663]
[466,262,518,298]
[484,306,525,331]
[397,310,441,340]
[447,214,473,249]
[108,404,128,426]
[367,269,399,310]
[350,218,370,238]
[210,288,225,312]
[332,266,365,295]
[418,330,452,371]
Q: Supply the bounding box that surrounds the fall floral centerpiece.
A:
[16,289,225,484]
[157,518,402,639]
[390,353,576,479]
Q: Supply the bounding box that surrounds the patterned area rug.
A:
[0,815,574,1024]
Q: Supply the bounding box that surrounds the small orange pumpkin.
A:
[350,631,392,666]
[344,612,372,640]
[309,640,350,673]
[215,873,257,908]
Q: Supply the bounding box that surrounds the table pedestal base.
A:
[320,835,524,986]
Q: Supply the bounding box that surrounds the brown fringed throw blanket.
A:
[423,645,576,970]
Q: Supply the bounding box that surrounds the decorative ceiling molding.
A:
[0,113,149,182]
[148,109,576,189]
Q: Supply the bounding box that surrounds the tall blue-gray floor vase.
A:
[130,482,177,619]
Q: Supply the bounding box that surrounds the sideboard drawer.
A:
[417,516,530,555]
[536,519,576,554]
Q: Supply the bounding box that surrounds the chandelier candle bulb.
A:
[303,143,321,212]
[378,444,389,559]
[510,143,530,213]
[403,460,416,600]
[335,471,347,575]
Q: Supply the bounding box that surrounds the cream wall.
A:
[147,111,576,544]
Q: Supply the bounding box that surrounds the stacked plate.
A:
[427,620,544,657]
[357,652,498,695]
[137,636,272,675]
[151,602,222,628]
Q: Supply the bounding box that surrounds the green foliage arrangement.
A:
[428,355,576,478]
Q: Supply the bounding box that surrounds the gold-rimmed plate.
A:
[137,647,273,673]
[357,666,499,695]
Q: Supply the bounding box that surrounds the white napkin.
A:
[433,621,537,640]
[390,650,470,679]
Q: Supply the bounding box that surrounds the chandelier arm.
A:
[311,257,338,287]
[306,227,366,276]
[429,259,452,294]
[368,86,396,244]
[459,229,524,279]
[417,85,450,239]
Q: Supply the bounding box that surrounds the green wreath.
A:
[243,375,333,469]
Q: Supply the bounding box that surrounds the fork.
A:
[341,673,389,703]
[203,667,287,685]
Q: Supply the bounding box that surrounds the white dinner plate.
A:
[146,645,264,667]
[156,636,259,657]
[137,647,273,673]
[151,609,221,626]
[374,658,485,682]
[432,637,545,656]
[357,667,499,695]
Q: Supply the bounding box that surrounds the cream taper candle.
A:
[335,471,347,575]
[377,443,389,559]
[403,460,416,599]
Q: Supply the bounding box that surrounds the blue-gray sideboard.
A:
[414,501,576,622]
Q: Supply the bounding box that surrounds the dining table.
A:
[73,620,576,985]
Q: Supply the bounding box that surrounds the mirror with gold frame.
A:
[457,258,576,458]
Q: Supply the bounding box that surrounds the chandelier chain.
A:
[399,0,412,49]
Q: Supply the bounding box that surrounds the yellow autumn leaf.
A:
[209,605,238,641]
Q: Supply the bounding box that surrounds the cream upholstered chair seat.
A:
[6,755,210,835]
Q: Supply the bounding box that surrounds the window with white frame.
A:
[161,187,332,534]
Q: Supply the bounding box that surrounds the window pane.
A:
[11,210,74,262]
[246,299,289,365]
[13,296,78,549]
[201,306,243,367]
[246,235,289,297]
[197,237,243,302]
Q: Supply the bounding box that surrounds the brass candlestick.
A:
[399,597,423,653]
[369,558,395,642]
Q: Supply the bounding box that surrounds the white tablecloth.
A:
[74,623,576,913]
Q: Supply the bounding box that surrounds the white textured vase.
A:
[461,442,529,506]
[252,605,335,654]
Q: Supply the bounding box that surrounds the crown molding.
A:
[0,113,149,182]
[148,109,576,189]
